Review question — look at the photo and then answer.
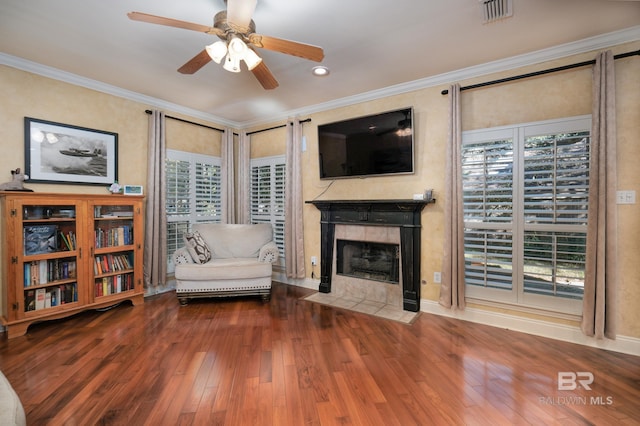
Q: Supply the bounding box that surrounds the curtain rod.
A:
[145,110,311,136]
[441,49,639,95]
[144,110,225,133]
[247,118,312,136]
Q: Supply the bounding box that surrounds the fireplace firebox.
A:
[336,239,400,284]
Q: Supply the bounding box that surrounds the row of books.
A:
[24,284,78,311]
[24,259,77,287]
[94,274,134,297]
[59,230,77,251]
[94,253,133,275]
[95,225,133,248]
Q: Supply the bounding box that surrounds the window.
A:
[462,116,590,315]
[251,155,286,267]
[166,150,221,273]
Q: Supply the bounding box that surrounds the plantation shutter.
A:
[521,130,589,299]
[462,134,515,292]
[251,156,286,264]
[165,150,221,273]
[461,117,590,313]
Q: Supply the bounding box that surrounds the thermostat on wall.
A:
[123,185,144,195]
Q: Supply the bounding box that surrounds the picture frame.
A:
[123,185,143,196]
[25,117,118,185]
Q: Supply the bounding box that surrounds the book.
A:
[35,288,46,310]
[24,224,58,255]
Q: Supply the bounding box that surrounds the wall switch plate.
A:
[433,272,442,284]
[311,256,317,266]
[616,190,636,204]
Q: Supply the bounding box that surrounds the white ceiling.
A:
[1,0,639,127]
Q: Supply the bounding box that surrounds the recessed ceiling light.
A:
[312,66,330,77]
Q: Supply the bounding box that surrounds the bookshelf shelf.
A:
[1,192,144,338]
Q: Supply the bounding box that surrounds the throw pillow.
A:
[184,230,212,264]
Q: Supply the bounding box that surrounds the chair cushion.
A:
[184,230,212,264]
[175,258,272,280]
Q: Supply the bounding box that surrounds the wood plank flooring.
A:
[0,282,638,425]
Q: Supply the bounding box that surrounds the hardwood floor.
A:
[1,282,638,425]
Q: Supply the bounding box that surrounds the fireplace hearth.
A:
[306,199,434,312]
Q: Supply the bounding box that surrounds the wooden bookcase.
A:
[0,192,144,338]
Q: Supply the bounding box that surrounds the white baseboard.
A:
[420,299,640,357]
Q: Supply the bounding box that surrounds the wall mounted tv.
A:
[318,107,414,179]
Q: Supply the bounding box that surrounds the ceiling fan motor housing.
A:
[213,11,256,41]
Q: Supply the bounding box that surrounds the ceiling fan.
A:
[128,0,324,90]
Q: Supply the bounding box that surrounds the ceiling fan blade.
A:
[249,34,324,62]
[226,0,257,30]
[127,11,222,36]
[251,61,279,90]
[177,49,212,74]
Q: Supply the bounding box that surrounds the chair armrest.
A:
[173,247,194,265]
[259,241,279,263]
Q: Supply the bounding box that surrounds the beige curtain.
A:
[221,128,235,224]
[236,131,251,224]
[440,83,466,310]
[285,118,305,278]
[143,110,167,291]
[582,50,618,339]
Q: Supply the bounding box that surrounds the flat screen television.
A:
[318,107,414,179]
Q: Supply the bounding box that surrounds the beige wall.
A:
[299,42,640,338]
[1,39,638,339]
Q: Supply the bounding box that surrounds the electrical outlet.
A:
[433,272,442,284]
[616,190,636,205]
[311,256,317,266]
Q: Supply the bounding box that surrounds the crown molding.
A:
[2,25,638,130]
[0,53,241,128]
[243,25,640,128]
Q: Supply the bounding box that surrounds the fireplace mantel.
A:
[306,199,434,312]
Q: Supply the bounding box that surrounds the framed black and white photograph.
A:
[25,117,118,185]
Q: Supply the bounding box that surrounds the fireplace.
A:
[336,239,400,284]
[306,199,433,312]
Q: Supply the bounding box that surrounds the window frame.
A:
[250,155,286,268]
[462,116,591,315]
[165,149,221,273]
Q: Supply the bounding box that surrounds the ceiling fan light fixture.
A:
[228,36,247,56]
[206,40,228,64]
[243,48,262,70]
[223,53,241,73]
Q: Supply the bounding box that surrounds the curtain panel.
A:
[440,83,466,310]
[221,128,235,224]
[143,110,167,290]
[582,50,618,339]
[236,131,251,224]
[284,118,305,278]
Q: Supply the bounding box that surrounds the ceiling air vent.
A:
[480,0,513,23]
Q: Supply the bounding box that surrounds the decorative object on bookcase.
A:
[24,117,118,185]
[109,182,122,194]
[0,168,32,192]
[0,192,144,338]
[123,185,143,195]
[23,224,58,255]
